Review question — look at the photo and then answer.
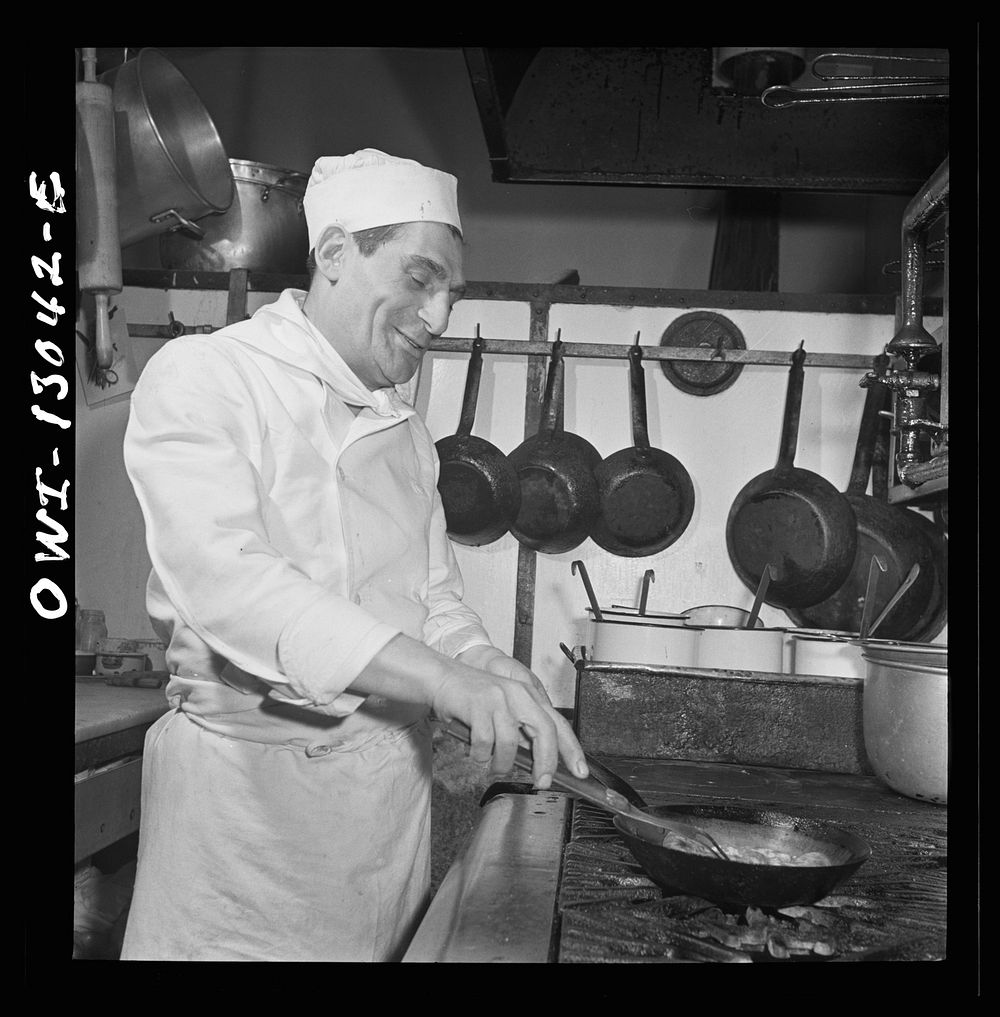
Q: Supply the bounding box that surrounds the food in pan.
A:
[661,830,831,867]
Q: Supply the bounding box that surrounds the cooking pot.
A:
[683,604,764,628]
[99,49,233,247]
[788,629,865,679]
[159,159,310,274]
[862,642,948,804]
[698,627,786,673]
[589,614,701,667]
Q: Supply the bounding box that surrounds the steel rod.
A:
[126,323,880,368]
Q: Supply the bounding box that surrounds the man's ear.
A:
[313,224,350,281]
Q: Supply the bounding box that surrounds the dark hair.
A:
[307,221,463,275]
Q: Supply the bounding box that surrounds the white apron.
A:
[120,298,490,961]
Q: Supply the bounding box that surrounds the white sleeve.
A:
[123,339,399,713]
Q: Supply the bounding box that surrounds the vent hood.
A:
[463,47,948,194]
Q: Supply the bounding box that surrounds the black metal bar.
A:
[120,268,942,318]
[511,301,549,669]
[126,322,883,370]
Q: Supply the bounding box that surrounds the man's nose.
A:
[418,292,452,336]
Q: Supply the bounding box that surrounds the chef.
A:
[119,148,588,962]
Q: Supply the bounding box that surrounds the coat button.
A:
[306,744,332,758]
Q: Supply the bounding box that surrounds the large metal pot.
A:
[160,158,310,274]
[99,49,233,247]
[862,642,948,804]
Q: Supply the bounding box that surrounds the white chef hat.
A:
[303,148,462,252]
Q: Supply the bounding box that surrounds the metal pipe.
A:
[887,156,949,358]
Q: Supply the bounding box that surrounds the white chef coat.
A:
[119,289,493,961]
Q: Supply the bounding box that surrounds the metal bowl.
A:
[615,803,871,908]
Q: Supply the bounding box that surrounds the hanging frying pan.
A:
[870,414,948,642]
[508,338,602,554]
[726,345,858,609]
[590,337,695,557]
[435,332,521,546]
[787,362,937,638]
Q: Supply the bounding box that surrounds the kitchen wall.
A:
[76,47,945,705]
[76,284,942,706]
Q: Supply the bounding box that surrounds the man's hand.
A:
[349,635,588,791]
[456,644,549,702]
[437,644,587,789]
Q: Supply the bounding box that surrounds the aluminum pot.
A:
[99,49,233,247]
[160,159,310,274]
[862,643,948,804]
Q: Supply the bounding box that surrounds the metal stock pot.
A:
[159,159,310,274]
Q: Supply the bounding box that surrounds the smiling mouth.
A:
[394,328,424,353]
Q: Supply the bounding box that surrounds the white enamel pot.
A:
[789,629,866,679]
[697,626,786,672]
[683,604,764,628]
[589,613,701,667]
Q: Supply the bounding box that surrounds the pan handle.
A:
[776,343,807,470]
[847,354,890,494]
[455,325,484,437]
[538,332,565,434]
[859,555,888,640]
[628,334,652,452]
[638,569,655,615]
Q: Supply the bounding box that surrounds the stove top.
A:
[404,757,948,964]
[556,800,946,963]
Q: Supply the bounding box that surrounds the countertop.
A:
[75,678,171,743]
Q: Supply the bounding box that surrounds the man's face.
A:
[328,221,466,390]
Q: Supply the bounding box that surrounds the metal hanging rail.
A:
[125,322,882,370]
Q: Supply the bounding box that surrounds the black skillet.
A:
[787,362,937,638]
[726,344,858,610]
[443,719,869,908]
[507,338,602,554]
[590,337,695,557]
[435,332,521,546]
[616,803,871,909]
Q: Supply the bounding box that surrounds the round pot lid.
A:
[659,311,747,396]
